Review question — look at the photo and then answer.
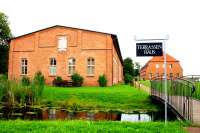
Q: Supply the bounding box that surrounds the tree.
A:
[123,57,134,76]
[0,12,12,74]
[123,57,134,84]
[133,62,140,77]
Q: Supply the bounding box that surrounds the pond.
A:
[0,106,177,122]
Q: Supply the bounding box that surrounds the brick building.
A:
[140,54,183,80]
[8,25,123,86]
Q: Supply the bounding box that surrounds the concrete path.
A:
[186,127,200,133]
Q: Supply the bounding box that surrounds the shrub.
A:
[98,74,107,87]
[124,74,133,84]
[52,76,63,87]
[32,71,45,104]
[71,73,84,87]
[21,76,30,86]
[0,74,9,101]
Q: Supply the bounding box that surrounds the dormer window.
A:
[58,36,67,51]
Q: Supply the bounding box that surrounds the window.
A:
[170,73,173,79]
[156,73,159,78]
[49,58,56,76]
[68,58,76,75]
[21,58,28,75]
[176,73,179,78]
[58,36,67,51]
[156,64,159,69]
[169,64,173,69]
[149,73,152,79]
[87,58,95,75]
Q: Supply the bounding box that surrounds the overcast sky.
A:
[1,0,200,75]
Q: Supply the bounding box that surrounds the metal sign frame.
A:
[135,36,169,125]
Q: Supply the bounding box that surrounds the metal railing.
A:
[150,75,200,122]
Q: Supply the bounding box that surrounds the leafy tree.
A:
[133,62,140,77]
[123,57,134,76]
[0,12,12,74]
[123,57,134,84]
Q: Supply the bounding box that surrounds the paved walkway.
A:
[186,127,200,133]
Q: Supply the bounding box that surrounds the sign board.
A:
[136,42,163,56]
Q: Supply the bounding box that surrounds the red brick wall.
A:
[8,27,123,86]
[112,43,123,84]
[140,61,183,80]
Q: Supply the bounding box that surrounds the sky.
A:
[0,0,200,75]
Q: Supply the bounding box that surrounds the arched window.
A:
[49,58,56,76]
[87,57,95,75]
[68,58,76,75]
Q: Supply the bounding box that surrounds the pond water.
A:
[0,106,176,122]
[121,114,151,122]
[47,109,153,122]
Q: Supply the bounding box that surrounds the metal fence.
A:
[150,75,200,122]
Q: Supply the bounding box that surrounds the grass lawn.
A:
[0,120,187,133]
[41,85,158,112]
[139,80,151,87]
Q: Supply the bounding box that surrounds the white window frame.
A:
[156,64,159,69]
[149,73,152,79]
[169,64,173,69]
[49,58,56,76]
[68,58,76,75]
[21,58,28,75]
[58,36,67,51]
[87,57,95,75]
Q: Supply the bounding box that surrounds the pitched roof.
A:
[141,54,179,70]
[148,54,179,62]
[10,25,116,40]
[9,25,123,65]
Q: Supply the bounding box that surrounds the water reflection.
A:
[47,109,152,122]
[0,106,165,122]
[121,114,152,122]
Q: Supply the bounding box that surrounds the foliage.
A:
[52,76,63,87]
[21,76,30,86]
[32,71,45,103]
[139,80,151,87]
[0,120,187,133]
[42,85,158,112]
[0,74,9,101]
[123,58,141,82]
[98,74,107,87]
[123,57,134,77]
[0,72,45,106]
[124,74,133,84]
[71,73,83,87]
[0,12,12,74]
[133,62,140,77]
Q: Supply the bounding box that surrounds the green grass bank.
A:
[0,120,187,133]
[41,85,158,112]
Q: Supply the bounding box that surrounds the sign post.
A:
[135,36,169,125]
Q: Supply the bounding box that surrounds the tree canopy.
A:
[0,12,12,74]
[123,57,141,84]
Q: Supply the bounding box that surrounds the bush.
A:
[52,76,63,87]
[98,74,107,87]
[0,74,9,101]
[32,71,45,103]
[71,73,84,87]
[0,72,45,107]
[124,74,133,84]
[21,76,30,86]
